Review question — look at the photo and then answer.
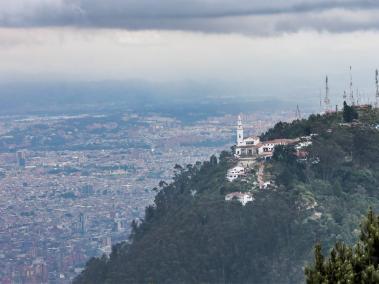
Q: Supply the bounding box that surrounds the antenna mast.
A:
[376,69,379,108]
[349,66,354,105]
[324,75,330,112]
[295,104,301,120]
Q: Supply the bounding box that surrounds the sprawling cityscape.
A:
[1,0,379,282]
[0,109,299,283]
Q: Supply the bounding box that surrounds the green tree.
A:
[273,144,296,164]
[305,209,379,283]
[343,101,358,123]
[75,255,108,284]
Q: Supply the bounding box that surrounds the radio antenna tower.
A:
[324,75,330,112]
[343,90,347,102]
[376,69,379,108]
[295,104,301,120]
[349,66,354,105]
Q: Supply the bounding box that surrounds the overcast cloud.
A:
[0,0,378,102]
[1,0,379,34]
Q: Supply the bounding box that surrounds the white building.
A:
[226,166,245,182]
[295,136,313,150]
[235,115,260,159]
[225,192,254,206]
[234,115,298,160]
[257,139,299,158]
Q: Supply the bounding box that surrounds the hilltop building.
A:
[235,115,260,162]
[234,115,298,163]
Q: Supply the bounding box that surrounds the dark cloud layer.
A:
[1,0,379,34]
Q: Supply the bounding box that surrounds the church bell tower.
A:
[237,115,244,146]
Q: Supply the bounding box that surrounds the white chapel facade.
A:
[235,115,260,159]
[234,115,297,161]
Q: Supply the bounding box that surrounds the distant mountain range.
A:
[0,81,313,121]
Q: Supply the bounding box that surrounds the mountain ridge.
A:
[75,106,379,284]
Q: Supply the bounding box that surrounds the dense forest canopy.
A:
[76,106,379,284]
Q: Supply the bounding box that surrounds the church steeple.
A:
[237,115,244,146]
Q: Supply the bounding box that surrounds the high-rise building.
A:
[113,213,125,232]
[16,150,26,168]
[79,213,87,234]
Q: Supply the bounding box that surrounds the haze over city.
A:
[2,1,379,284]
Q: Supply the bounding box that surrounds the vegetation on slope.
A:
[267,107,379,246]
[75,151,323,283]
[306,209,379,283]
[76,105,379,284]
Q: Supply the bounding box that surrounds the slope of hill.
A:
[75,106,379,284]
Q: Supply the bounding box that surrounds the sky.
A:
[1,0,379,102]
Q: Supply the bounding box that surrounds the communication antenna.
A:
[376,69,379,108]
[295,104,301,120]
[343,90,347,102]
[319,89,322,113]
[349,66,354,105]
[324,75,330,112]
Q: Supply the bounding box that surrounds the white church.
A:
[234,115,298,163]
[235,115,260,159]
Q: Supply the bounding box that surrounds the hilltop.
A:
[75,105,379,284]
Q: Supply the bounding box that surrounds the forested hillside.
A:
[306,209,379,283]
[76,106,379,284]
